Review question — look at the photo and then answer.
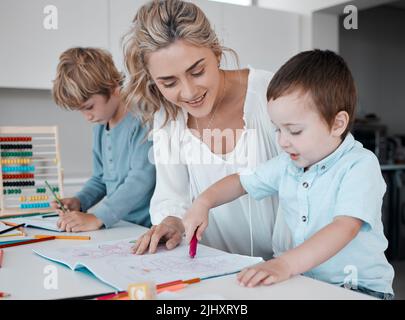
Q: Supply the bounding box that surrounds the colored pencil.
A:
[0,292,10,298]
[56,291,122,300]
[200,270,240,281]
[156,279,183,290]
[96,291,127,300]
[34,234,91,240]
[183,277,201,285]
[42,214,59,218]
[189,231,198,258]
[157,283,188,294]
[44,180,67,213]
[0,236,55,249]
[0,223,25,235]
[0,249,3,268]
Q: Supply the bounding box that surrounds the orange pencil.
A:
[156,279,183,290]
[34,235,91,240]
[0,249,3,268]
[183,277,201,285]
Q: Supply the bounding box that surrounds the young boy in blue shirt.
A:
[52,47,155,231]
[183,49,394,299]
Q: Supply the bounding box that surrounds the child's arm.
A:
[183,173,246,243]
[75,127,107,211]
[237,215,363,287]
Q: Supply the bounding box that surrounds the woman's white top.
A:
[150,67,292,259]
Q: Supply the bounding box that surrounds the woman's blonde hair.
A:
[122,0,238,126]
[53,47,124,110]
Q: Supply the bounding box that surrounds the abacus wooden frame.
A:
[0,126,64,217]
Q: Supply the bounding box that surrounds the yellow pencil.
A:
[34,234,91,240]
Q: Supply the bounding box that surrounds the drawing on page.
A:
[59,240,133,259]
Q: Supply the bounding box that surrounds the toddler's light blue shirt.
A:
[75,112,155,228]
[240,133,394,295]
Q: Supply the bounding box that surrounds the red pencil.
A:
[0,236,55,249]
[189,232,198,258]
[0,249,3,268]
[0,292,10,298]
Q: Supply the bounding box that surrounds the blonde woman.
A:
[123,0,291,259]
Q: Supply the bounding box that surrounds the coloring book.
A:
[33,237,263,291]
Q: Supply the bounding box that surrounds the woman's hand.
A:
[131,216,185,254]
[183,198,210,243]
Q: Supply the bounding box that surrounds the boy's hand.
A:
[50,197,81,213]
[57,211,103,232]
[183,198,210,244]
[237,257,293,287]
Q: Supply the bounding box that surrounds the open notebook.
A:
[33,238,263,291]
[4,216,62,232]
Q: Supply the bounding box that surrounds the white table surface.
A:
[0,220,372,300]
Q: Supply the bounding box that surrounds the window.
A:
[208,0,252,7]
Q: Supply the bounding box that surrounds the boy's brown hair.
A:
[52,47,124,109]
[267,49,357,138]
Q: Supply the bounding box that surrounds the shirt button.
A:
[321,165,326,170]
[302,182,309,188]
[108,146,112,150]
[302,216,307,222]
[109,159,112,162]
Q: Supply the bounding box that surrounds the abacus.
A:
[0,126,64,217]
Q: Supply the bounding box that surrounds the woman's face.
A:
[147,39,222,119]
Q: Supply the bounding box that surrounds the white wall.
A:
[110,0,301,73]
[340,5,405,135]
[0,89,93,179]
[0,0,302,180]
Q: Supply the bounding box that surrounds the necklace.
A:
[195,70,226,135]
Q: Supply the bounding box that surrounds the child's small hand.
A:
[57,211,103,232]
[237,257,293,288]
[50,197,81,213]
[183,198,210,244]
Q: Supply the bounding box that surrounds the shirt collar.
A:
[287,133,357,175]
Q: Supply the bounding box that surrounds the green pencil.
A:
[44,180,67,213]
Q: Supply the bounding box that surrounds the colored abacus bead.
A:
[2,173,34,180]
[2,166,35,173]
[5,188,23,194]
[20,202,50,209]
[0,151,33,157]
[0,144,33,150]
[2,180,35,187]
[0,136,32,142]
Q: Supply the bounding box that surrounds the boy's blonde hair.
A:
[122,0,237,126]
[53,47,124,110]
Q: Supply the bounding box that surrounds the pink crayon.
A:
[189,232,198,258]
